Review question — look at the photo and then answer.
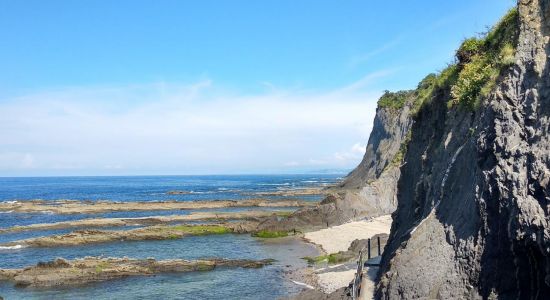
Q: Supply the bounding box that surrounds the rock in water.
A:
[376,1,550,299]
[0,257,274,288]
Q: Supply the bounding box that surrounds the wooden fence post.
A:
[367,238,371,259]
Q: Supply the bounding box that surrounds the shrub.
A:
[436,64,459,88]
[498,42,516,66]
[411,73,437,114]
[457,38,483,64]
[377,90,414,111]
[448,8,518,111]
[379,9,518,114]
[450,56,495,110]
[484,8,519,54]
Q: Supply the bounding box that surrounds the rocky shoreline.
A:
[0,185,384,298]
[0,198,314,214]
[0,257,274,288]
[0,223,265,248]
[0,210,290,234]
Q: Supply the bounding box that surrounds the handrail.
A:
[351,236,383,299]
[351,249,364,299]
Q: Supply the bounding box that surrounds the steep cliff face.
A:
[377,1,550,299]
[259,91,417,232]
[333,91,415,217]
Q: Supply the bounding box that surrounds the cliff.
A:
[258,90,418,232]
[376,1,550,299]
[332,90,415,217]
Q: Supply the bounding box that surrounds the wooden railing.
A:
[351,236,383,300]
[351,249,364,299]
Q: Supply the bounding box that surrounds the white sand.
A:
[316,269,356,294]
[302,215,392,297]
[304,215,392,253]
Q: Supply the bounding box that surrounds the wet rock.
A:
[0,210,289,233]
[0,257,274,288]
[0,199,314,214]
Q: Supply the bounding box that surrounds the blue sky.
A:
[0,0,515,176]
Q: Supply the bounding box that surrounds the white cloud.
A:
[0,75,384,175]
[333,143,367,162]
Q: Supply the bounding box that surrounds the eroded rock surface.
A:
[0,224,245,248]
[262,95,415,232]
[0,210,289,233]
[0,199,313,214]
[0,257,274,288]
[377,1,550,299]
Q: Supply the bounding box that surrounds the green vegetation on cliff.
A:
[377,90,414,111]
[450,8,519,110]
[379,8,518,113]
[378,8,519,167]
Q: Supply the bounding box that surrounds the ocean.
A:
[0,174,341,300]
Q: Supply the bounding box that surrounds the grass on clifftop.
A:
[377,90,414,111]
[450,8,519,110]
[377,9,519,169]
[378,8,519,115]
[252,230,289,238]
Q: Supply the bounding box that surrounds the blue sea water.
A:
[0,174,340,299]
[0,174,338,202]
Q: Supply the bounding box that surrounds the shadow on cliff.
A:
[377,2,550,298]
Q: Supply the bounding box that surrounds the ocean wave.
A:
[0,210,14,214]
[1,200,18,204]
[0,245,25,250]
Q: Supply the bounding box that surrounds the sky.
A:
[0,0,515,176]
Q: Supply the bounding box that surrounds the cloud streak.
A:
[348,37,402,68]
[0,75,385,176]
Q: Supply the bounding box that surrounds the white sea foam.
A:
[0,245,25,250]
[0,210,14,214]
[1,200,18,204]
[291,280,315,289]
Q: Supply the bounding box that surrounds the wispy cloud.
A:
[336,69,396,94]
[0,74,385,175]
[334,143,366,162]
[348,37,402,68]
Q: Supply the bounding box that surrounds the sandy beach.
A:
[303,215,392,253]
[300,215,392,297]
